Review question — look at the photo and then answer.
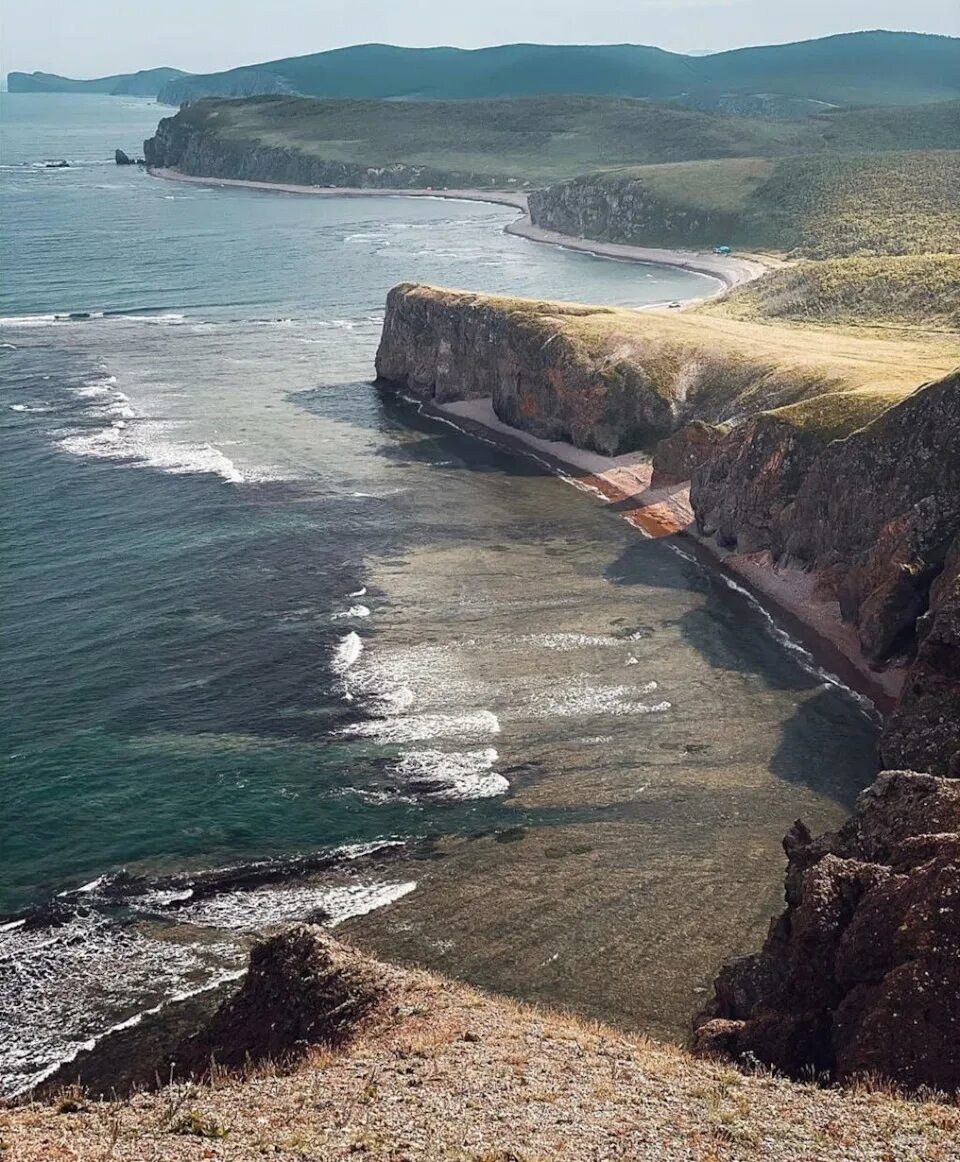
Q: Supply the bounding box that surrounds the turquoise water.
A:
[0,95,879,1094]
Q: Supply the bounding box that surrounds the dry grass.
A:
[4,950,958,1161]
[704,254,960,332]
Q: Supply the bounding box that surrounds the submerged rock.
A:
[694,770,960,1091]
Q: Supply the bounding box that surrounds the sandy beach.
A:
[149,168,766,294]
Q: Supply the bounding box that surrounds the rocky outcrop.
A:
[528,174,757,250]
[695,770,960,1091]
[144,104,506,190]
[691,371,960,774]
[882,538,960,776]
[175,926,388,1075]
[375,284,843,456]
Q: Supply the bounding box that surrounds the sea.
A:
[0,94,881,1096]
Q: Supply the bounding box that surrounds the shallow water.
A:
[0,94,879,1094]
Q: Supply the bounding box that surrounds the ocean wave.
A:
[332,631,364,674]
[339,708,501,744]
[57,421,246,484]
[390,746,508,801]
[332,604,371,620]
[0,910,243,1099]
[178,879,417,932]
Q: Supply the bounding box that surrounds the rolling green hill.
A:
[528,150,960,257]
[154,32,960,108]
[144,93,960,190]
[7,67,186,97]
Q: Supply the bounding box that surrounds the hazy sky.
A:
[4,0,958,78]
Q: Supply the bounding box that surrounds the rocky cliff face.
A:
[375,283,842,456]
[695,770,960,1091]
[691,370,960,773]
[145,105,504,189]
[528,175,753,250]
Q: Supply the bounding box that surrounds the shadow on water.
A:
[602,536,880,808]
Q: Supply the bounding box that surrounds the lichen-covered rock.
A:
[175,926,388,1075]
[694,771,960,1091]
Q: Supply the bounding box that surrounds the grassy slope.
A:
[6,941,959,1160]
[166,95,804,183]
[157,31,960,106]
[545,149,960,256]
[707,255,960,331]
[156,94,960,188]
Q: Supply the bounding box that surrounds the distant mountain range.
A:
[7,31,960,111]
[7,67,186,97]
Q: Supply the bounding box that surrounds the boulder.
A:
[175,926,388,1075]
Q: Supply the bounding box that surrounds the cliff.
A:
[374,283,906,456]
[691,369,960,774]
[144,103,513,190]
[528,151,960,257]
[695,770,960,1091]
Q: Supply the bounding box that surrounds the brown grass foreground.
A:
[4,941,959,1161]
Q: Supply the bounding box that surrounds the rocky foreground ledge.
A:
[6,845,959,1160]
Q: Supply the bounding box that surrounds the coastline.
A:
[148,164,894,707]
[148,168,765,294]
[416,396,903,711]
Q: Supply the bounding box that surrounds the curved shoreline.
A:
[151,164,896,708]
[148,168,764,296]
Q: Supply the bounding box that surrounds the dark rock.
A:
[882,535,960,776]
[690,370,960,773]
[651,420,729,485]
[44,159,70,168]
[115,149,140,165]
[174,926,387,1076]
[695,770,960,1091]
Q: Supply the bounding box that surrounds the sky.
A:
[3,0,959,78]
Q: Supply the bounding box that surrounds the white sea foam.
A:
[332,631,364,674]
[391,747,508,800]
[179,880,416,931]
[516,632,621,651]
[0,911,242,1099]
[332,604,371,620]
[340,709,501,744]
[525,679,668,719]
[348,586,368,598]
[57,422,246,484]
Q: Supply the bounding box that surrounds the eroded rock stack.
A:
[694,771,960,1091]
